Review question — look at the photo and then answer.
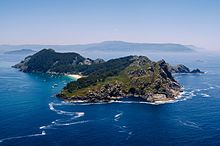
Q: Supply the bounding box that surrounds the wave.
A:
[179,120,202,130]
[175,90,196,101]
[114,124,127,132]
[0,131,46,143]
[200,93,210,97]
[50,89,197,107]
[40,120,90,129]
[51,101,109,106]
[49,102,85,117]
[114,112,123,121]
[114,124,133,140]
[51,93,193,106]
[55,120,90,126]
[199,87,215,91]
[39,125,52,130]
[110,100,177,105]
[49,89,198,115]
[216,85,220,88]
[193,85,217,98]
[195,83,220,92]
[59,89,197,106]
[37,84,210,142]
[40,102,87,130]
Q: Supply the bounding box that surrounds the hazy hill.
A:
[0,41,195,53]
[4,49,36,55]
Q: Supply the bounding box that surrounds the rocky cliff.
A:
[168,64,204,73]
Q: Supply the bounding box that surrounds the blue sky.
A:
[0,0,219,50]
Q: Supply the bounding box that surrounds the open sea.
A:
[0,52,220,145]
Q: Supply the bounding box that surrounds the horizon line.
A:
[0,40,194,46]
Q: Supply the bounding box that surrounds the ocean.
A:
[0,52,220,145]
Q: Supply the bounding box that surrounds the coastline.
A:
[59,91,183,105]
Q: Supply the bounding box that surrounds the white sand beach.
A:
[66,74,82,79]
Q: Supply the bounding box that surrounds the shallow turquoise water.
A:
[0,53,220,145]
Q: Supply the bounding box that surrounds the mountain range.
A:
[4,49,36,55]
[0,41,196,54]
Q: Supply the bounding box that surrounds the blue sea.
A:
[0,52,220,145]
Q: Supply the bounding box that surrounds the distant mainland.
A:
[4,49,36,55]
[1,41,197,54]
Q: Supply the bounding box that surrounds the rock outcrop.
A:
[169,64,204,73]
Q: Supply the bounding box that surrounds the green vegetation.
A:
[64,56,134,93]
[62,55,179,100]
[24,49,87,72]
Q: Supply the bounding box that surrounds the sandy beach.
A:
[66,74,82,79]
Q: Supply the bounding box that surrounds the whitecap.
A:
[39,125,55,130]
[195,89,201,92]
[40,119,90,129]
[75,112,85,118]
[111,100,152,105]
[43,102,87,130]
[126,131,133,140]
[153,100,176,105]
[210,86,215,89]
[114,112,123,121]
[118,130,127,133]
[39,126,46,129]
[49,102,84,116]
[53,120,90,126]
[202,86,215,91]
[179,120,202,130]
[114,124,133,140]
[51,88,197,108]
[216,85,220,88]
[201,93,210,97]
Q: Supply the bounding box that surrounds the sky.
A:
[0,0,220,51]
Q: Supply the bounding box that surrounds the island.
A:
[13,49,203,103]
[4,49,36,55]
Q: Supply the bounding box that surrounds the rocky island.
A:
[4,49,36,55]
[13,49,203,103]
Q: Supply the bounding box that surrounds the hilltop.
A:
[13,49,104,73]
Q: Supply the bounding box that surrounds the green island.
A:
[13,49,203,103]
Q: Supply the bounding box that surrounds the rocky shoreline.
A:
[57,78,182,103]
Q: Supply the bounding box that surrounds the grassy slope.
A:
[61,61,167,98]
